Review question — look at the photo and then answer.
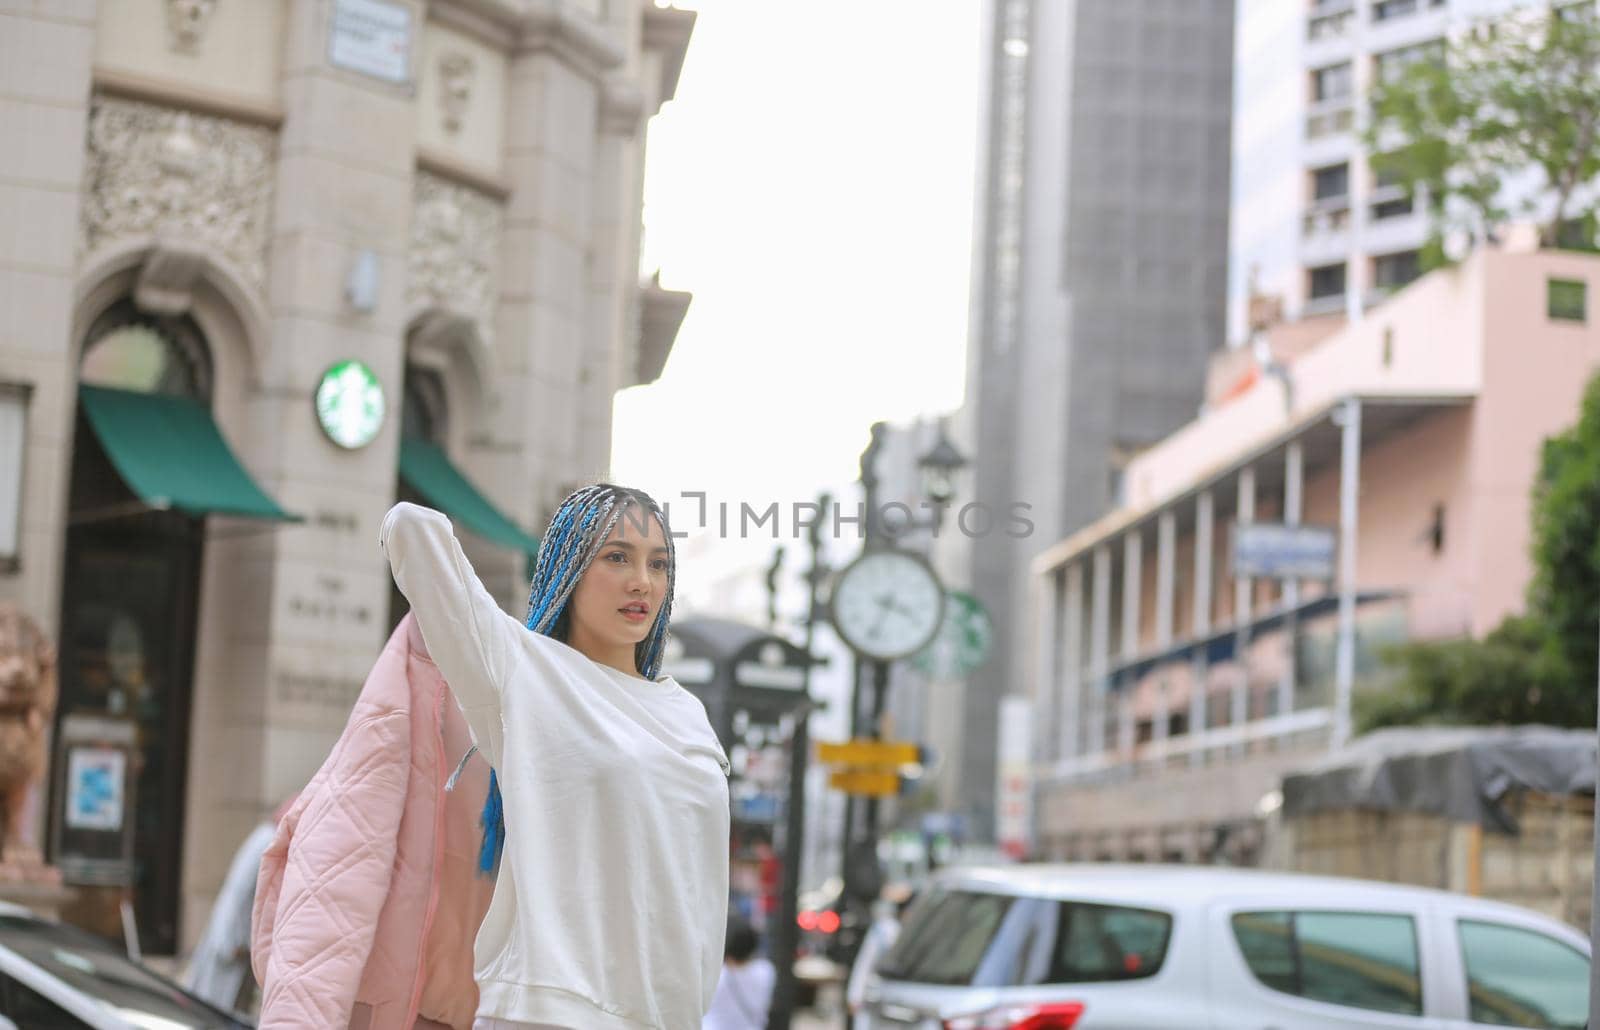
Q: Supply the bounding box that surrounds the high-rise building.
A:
[1229,0,1592,341]
[960,0,1236,840]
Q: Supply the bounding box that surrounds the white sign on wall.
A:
[328,0,413,85]
[996,695,1033,860]
[0,386,25,565]
[66,748,126,832]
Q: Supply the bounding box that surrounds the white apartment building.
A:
[1229,0,1592,340]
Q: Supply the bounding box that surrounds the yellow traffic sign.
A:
[828,769,901,797]
[816,739,919,768]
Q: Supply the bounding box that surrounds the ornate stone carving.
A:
[165,0,219,54]
[0,606,55,866]
[438,51,476,134]
[82,96,276,291]
[408,171,501,341]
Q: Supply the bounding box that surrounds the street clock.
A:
[315,359,385,449]
[829,549,945,661]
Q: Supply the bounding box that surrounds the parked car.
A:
[861,864,1590,1030]
[0,902,251,1029]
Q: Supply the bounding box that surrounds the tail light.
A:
[943,1001,1085,1030]
[797,909,841,933]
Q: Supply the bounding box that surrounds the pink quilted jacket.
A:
[252,615,494,1030]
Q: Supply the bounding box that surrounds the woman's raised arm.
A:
[380,502,513,764]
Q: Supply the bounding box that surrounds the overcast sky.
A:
[612,0,982,594]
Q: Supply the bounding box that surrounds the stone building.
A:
[0,0,693,954]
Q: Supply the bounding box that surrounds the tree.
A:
[1366,5,1600,259]
[1527,369,1600,702]
[1358,373,1600,733]
[1356,616,1571,731]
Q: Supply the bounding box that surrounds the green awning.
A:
[78,385,301,522]
[399,437,541,554]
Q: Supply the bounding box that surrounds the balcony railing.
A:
[1045,707,1334,784]
[1306,100,1354,138]
[1308,2,1356,41]
[1303,200,1352,236]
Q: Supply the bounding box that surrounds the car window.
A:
[1231,910,1423,1017]
[875,887,1015,985]
[0,916,246,1029]
[877,887,1172,988]
[0,971,94,1029]
[1457,919,1587,1029]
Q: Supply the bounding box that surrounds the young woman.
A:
[381,485,731,1030]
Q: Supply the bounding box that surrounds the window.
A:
[1312,163,1349,202]
[0,382,28,571]
[876,889,1016,985]
[1372,196,1415,220]
[877,889,1173,988]
[1312,62,1353,101]
[1308,5,1354,42]
[1458,920,1588,1028]
[1557,1,1596,23]
[1549,278,1588,322]
[1373,0,1445,21]
[1373,250,1422,290]
[78,300,212,401]
[0,916,244,1029]
[1374,39,1445,83]
[1309,263,1347,300]
[1557,218,1596,252]
[1232,910,1423,1016]
[1373,160,1406,191]
[0,973,94,1029]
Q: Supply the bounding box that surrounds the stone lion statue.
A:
[0,605,56,862]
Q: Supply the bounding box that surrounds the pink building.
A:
[1027,245,1600,863]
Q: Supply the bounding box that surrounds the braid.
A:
[479,482,677,874]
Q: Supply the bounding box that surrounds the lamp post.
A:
[767,495,829,1030]
[835,418,967,972]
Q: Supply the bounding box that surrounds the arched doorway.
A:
[55,301,211,954]
[386,349,540,630]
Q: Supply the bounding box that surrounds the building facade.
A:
[961,0,1236,840]
[1228,0,1595,341]
[1030,245,1600,863]
[0,0,693,954]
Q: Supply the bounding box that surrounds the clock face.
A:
[315,360,385,449]
[830,550,945,661]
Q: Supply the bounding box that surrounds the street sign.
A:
[912,590,993,679]
[828,769,900,796]
[816,739,919,768]
[1232,522,1336,579]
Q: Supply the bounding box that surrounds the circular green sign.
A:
[315,360,385,450]
[912,590,993,680]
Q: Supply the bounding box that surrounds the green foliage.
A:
[1527,372,1600,698]
[1356,616,1575,731]
[1365,7,1600,261]
[1360,375,1600,733]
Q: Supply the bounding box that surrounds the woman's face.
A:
[565,503,671,671]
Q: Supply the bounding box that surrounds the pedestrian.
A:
[703,917,776,1030]
[846,884,917,1022]
[381,485,732,1030]
[182,798,291,1013]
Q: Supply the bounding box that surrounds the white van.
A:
[862,864,1590,1030]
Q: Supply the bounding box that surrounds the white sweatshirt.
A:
[381,503,731,1030]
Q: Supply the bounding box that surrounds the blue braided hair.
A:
[478,483,677,874]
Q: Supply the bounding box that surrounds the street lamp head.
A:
[917,424,968,505]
